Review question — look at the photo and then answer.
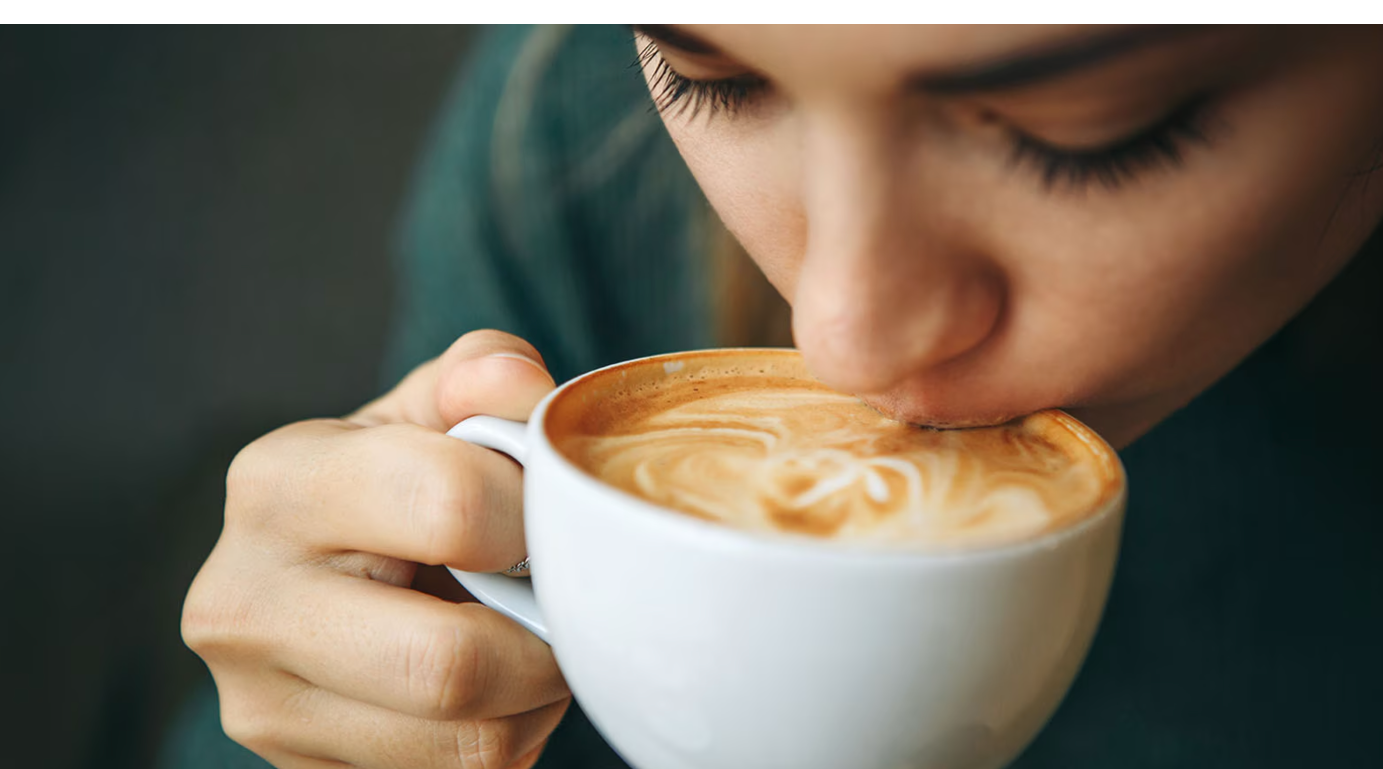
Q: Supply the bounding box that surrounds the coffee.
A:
[454,347,1127,769]
[547,350,1119,550]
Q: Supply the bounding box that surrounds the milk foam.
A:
[552,354,1114,549]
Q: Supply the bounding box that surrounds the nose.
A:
[790,112,1004,396]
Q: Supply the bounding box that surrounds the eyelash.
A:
[1009,99,1211,190]
[635,40,1213,191]
[636,40,766,118]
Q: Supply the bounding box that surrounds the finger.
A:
[208,667,354,769]
[221,668,569,769]
[507,740,553,769]
[232,419,526,572]
[351,330,556,431]
[434,329,557,426]
[268,571,569,721]
[341,698,568,769]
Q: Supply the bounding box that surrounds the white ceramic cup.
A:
[447,349,1126,769]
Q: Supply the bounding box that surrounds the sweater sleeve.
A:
[382,24,713,387]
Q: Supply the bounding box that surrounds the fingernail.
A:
[487,351,546,372]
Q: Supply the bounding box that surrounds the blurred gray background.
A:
[0,26,476,769]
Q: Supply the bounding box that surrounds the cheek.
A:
[1051,51,1382,386]
[662,118,807,297]
[977,46,1383,424]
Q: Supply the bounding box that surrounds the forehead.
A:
[680,25,1113,76]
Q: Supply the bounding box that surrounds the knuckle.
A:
[179,586,220,656]
[180,559,248,660]
[405,449,486,566]
[405,624,486,719]
[225,421,340,516]
[225,438,271,504]
[180,545,276,664]
[219,692,285,756]
[224,424,309,515]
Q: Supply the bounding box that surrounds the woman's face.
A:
[637,25,1383,447]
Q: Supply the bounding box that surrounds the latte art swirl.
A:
[549,352,1116,549]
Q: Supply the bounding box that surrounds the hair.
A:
[491,24,793,354]
[705,209,795,348]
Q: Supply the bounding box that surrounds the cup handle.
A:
[444,416,549,644]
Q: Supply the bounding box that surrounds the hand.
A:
[182,330,569,769]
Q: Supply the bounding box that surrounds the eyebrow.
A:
[634,24,721,55]
[634,24,1211,94]
[915,25,1210,93]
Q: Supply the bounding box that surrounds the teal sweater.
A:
[162,25,1383,769]
[383,24,715,386]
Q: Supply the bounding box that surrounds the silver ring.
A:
[503,557,530,575]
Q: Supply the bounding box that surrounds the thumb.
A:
[435,330,557,427]
[350,330,556,431]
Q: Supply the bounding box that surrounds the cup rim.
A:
[531,348,1127,563]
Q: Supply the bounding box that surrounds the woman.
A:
[172,25,1383,768]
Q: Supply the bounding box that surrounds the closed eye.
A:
[1008,96,1213,190]
[635,38,768,118]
